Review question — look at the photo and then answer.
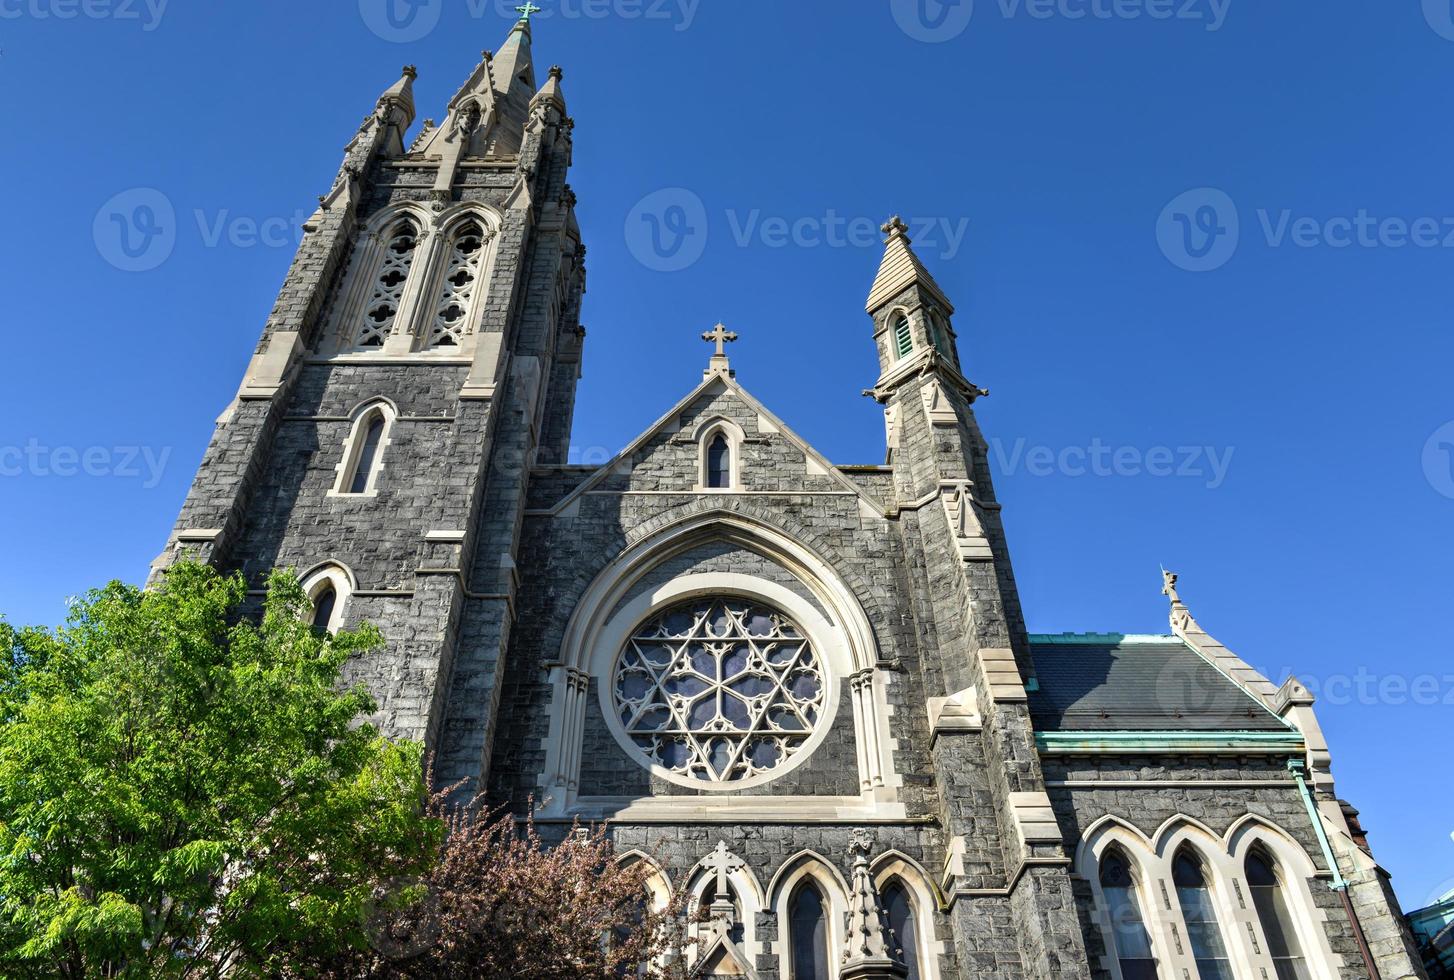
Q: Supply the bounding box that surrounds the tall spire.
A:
[491,15,538,112]
[866,216,954,315]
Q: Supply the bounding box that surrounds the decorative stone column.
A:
[841,831,907,980]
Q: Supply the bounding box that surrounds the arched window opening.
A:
[789,882,830,980]
[1247,849,1311,980]
[883,880,922,980]
[1173,848,1233,980]
[1099,848,1159,980]
[310,585,338,634]
[430,220,487,349]
[357,222,419,348]
[893,315,914,360]
[706,433,731,489]
[349,413,387,494]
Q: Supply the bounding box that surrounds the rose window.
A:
[612,599,826,784]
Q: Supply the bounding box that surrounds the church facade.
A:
[152,17,1426,980]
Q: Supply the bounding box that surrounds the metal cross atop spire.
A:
[515,2,542,21]
[702,323,738,357]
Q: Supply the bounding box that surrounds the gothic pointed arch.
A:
[323,204,434,354]
[536,506,900,809]
[871,851,944,980]
[767,851,850,980]
[690,416,745,491]
[420,206,502,352]
[299,561,357,634]
[332,398,397,496]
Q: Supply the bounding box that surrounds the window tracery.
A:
[429,220,487,348]
[612,598,825,785]
[357,222,420,348]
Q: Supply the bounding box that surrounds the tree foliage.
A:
[307,792,690,980]
[0,561,439,978]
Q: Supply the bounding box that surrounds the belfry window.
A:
[1099,848,1159,980]
[706,433,731,489]
[788,882,830,980]
[430,220,487,349]
[893,314,914,359]
[1247,849,1311,980]
[1173,848,1233,980]
[357,222,419,348]
[884,881,922,980]
[350,414,386,493]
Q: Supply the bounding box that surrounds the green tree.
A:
[0,561,441,978]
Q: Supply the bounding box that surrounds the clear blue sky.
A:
[2,0,1451,911]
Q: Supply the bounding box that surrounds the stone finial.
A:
[840,831,907,980]
[482,49,493,60]
[881,215,910,240]
[702,323,739,380]
[1161,567,1181,605]
[401,64,418,80]
[549,65,564,80]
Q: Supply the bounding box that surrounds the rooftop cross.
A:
[515,2,542,21]
[702,841,745,902]
[702,322,738,358]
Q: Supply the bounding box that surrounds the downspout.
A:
[1288,759,1382,980]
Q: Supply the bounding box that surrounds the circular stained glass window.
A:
[612,598,826,785]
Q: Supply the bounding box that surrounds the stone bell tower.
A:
[153,11,585,783]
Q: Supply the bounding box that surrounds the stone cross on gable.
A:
[702,840,745,901]
[702,322,738,358]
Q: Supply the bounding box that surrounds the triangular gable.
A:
[691,934,759,979]
[533,372,888,518]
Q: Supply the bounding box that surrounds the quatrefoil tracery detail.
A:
[613,599,826,784]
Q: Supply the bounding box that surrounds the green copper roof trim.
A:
[1028,633,1177,645]
[1036,730,1305,754]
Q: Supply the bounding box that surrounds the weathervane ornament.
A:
[516,2,543,21]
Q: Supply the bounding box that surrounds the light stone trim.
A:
[767,850,852,977]
[976,647,1028,702]
[329,399,397,498]
[1009,791,1062,848]
[300,562,355,634]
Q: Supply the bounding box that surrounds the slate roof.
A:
[1027,634,1290,732]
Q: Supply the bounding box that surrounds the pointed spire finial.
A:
[516,1,543,21]
[401,64,418,80]
[882,214,910,240]
[841,831,907,979]
[549,64,563,80]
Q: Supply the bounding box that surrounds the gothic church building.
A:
[154,17,1426,980]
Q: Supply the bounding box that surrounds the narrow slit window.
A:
[348,413,388,494]
[311,585,338,633]
[1247,850,1312,980]
[1173,849,1234,980]
[894,315,914,359]
[788,883,830,980]
[357,222,419,348]
[706,433,731,489]
[1099,848,1160,980]
[883,881,921,980]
